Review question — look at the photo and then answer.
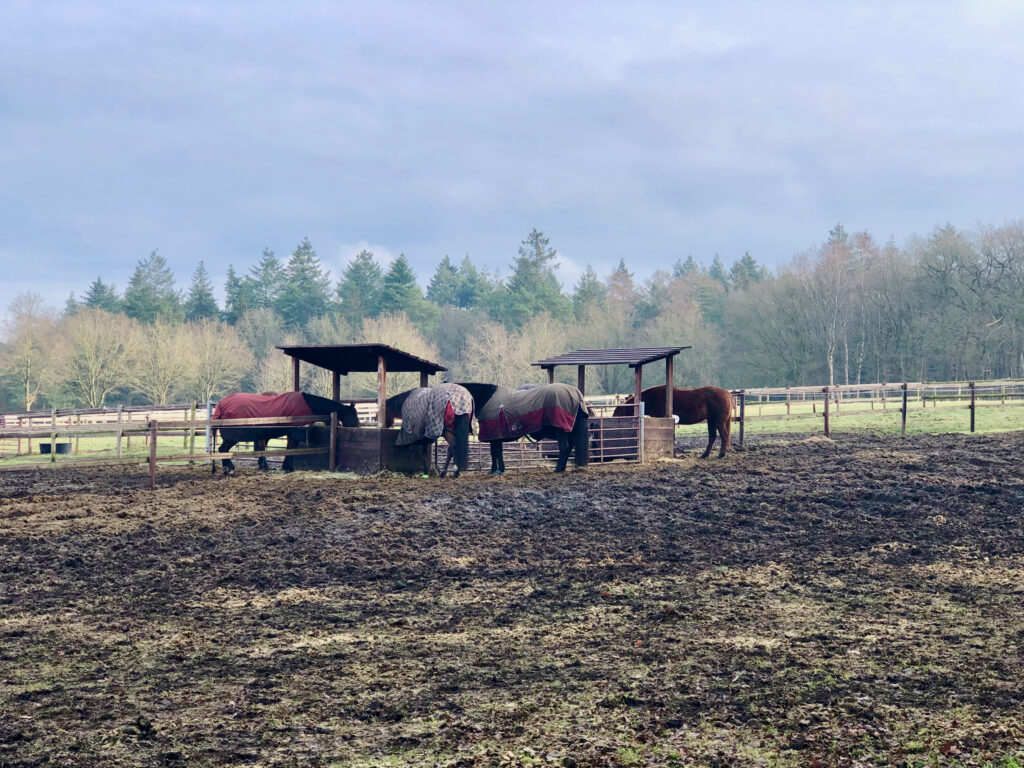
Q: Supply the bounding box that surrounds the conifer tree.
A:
[426,255,460,306]
[336,250,383,324]
[122,250,182,323]
[379,254,432,325]
[83,278,121,313]
[495,228,571,327]
[275,238,331,328]
[249,248,285,309]
[572,265,606,320]
[185,261,220,322]
[222,265,255,325]
[455,255,492,309]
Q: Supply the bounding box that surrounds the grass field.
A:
[676,398,1024,439]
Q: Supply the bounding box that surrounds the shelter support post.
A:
[546,366,555,384]
[377,355,387,427]
[665,356,673,416]
[633,365,643,414]
[577,365,585,395]
[292,356,301,392]
[332,371,340,402]
[329,412,338,472]
[420,371,429,388]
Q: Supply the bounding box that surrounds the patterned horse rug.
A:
[476,383,587,441]
[394,383,475,446]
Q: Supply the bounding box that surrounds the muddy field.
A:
[1,433,1023,767]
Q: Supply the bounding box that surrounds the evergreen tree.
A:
[455,255,492,309]
[275,237,332,328]
[248,247,285,309]
[707,254,731,290]
[829,222,849,244]
[572,265,606,320]
[672,255,702,278]
[729,251,767,290]
[379,254,432,324]
[83,277,121,313]
[185,261,220,322]
[222,265,255,325]
[64,292,80,317]
[122,250,182,323]
[426,255,461,306]
[495,228,571,327]
[336,249,383,324]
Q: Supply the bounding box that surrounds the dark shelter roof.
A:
[533,347,690,369]
[276,344,447,375]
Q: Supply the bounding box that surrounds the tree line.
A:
[2,220,1023,412]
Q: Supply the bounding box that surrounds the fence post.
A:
[901,383,908,436]
[823,387,830,438]
[50,408,57,463]
[206,400,214,471]
[116,405,124,457]
[785,386,791,415]
[149,420,158,490]
[639,401,645,461]
[188,402,196,461]
[329,411,338,472]
[969,381,976,433]
[737,390,745,447]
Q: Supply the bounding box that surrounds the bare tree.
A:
[349,313,439,396]
[1,293,64,410]
[181,320,253,404]
[63,308,138,407]
[128,320,190,404]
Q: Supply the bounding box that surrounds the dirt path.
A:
[2,433,1023,766]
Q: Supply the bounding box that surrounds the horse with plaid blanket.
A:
[384,383,474,477]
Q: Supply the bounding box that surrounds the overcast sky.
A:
[2,0,1023,316]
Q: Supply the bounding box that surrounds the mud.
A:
[1,432,1023,767]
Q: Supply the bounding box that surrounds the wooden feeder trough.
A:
[276,343,447,475]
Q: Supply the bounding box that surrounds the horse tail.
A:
[573,407,590,467]
[452,413,471,472]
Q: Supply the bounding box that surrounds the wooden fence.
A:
[727,378,1024,443]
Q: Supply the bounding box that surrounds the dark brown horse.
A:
[614,385,733,458]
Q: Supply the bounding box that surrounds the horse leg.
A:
[218,439,237,476]
[489,442,504,475]
[717,415,730,458]
[554,432,570,473]
[256,438,269,471]
[700,419,716,459]
[440,441,453,478]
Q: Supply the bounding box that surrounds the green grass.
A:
[675,398,1024,438]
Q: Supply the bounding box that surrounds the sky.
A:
[2,0,1023,319]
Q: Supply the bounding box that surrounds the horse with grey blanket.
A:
[385,383,474,477]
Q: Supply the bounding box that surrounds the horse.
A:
[384,383,474,477]
[211,391,360,475]
[613,384,733,458]
[459,382,591,474]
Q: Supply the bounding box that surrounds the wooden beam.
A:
[377,355,387,427]
[665,356,674,417]
[577,365,585,396]
[332,371,341,402]
[634,365,643,416]
[292,356,301,392]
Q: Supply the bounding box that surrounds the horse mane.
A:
[385,388,419,415]
[456,382,499,409]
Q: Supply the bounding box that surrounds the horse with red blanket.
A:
[212,391,360,475]
[459,382,591,474]
[613,385,733,458]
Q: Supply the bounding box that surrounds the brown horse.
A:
[613,385,733,458]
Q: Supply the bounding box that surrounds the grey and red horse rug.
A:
[476,383,590,442]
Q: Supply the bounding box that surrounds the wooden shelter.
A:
[532,347,690,460]
[276,344,447,474]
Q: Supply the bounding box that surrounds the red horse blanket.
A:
[476,383,586,442]
[213,392,314,423]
